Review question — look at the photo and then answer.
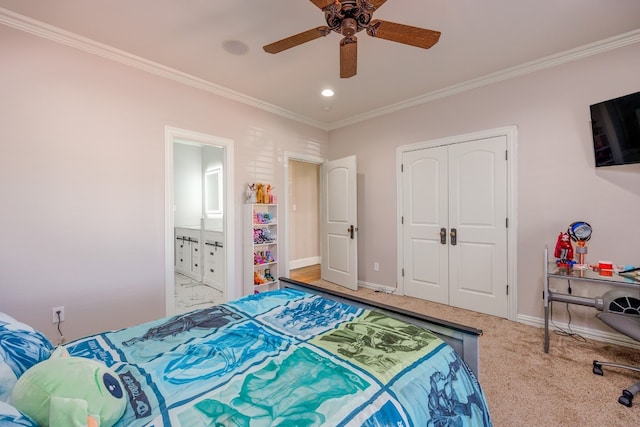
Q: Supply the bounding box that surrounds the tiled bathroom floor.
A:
[174,273,225,314]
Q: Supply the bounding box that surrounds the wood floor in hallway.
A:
[289,264,320,283]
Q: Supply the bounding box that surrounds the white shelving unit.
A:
[244,204,279,295]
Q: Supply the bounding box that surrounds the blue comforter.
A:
[65,289,492,426]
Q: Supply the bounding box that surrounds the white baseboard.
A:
[358,280,397,294]
[289,256,320,270]
[517,313,640,349]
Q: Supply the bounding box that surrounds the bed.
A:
[1,279,492,426]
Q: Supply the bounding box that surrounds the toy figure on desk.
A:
[568,221,592,267]
[554,231,574,269]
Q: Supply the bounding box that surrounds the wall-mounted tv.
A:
[590,90,640,167]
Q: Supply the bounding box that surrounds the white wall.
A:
[0,25,328,341]
[173,143,202,228]
[329,42,640,330]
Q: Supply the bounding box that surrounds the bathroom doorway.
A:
[164,127,235,315]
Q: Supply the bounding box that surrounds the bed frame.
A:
[280,277,483,378]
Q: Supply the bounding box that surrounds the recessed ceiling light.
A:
[222,40,249,55]
[321,89,335,97]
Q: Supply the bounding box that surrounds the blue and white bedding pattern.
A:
[65,289,492,426]
[0,312,54,404]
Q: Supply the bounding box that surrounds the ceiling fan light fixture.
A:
[262,0,440,77]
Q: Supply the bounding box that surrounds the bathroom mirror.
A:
[205,168,222,216]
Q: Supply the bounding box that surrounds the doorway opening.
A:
[284,154,359,291]
[164,126,235,316]
[284,154,323,283]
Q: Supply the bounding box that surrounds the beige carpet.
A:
[310,280,640,427]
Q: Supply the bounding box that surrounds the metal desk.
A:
[543,247,640,352]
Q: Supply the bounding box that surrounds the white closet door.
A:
[401,136,509,318]
[448,136,508,318]
[402,146,449,303]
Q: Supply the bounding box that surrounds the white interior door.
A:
[320,155,358,290]
[401,136,509,318]
[448,137,508,317]
[402,146,449,303]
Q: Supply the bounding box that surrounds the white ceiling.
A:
[1,0,639,129]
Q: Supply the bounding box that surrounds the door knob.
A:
[450,228,457,246]
[440,227,447,244]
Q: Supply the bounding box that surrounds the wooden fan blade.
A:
[309,0,335,10]
[368,20,441,49]
[340,36,357,78]
[263,26,331,54]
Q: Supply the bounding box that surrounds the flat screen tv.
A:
[590,90,640,167]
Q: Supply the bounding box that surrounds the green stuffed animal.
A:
[10,347,127,427]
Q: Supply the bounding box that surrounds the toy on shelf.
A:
[245,183,256,203]
[264,268,274,282]
[261,228,275,242]
[554,231,574,269]
[568,221,592,268]
[253,228,276,244]
[254,271,265,285]
[246,182,276,204]
[256,183,265,204]
[254,212,272,224]
[253,250,276,265]
[266,184,274,204]
[265,250,275,263]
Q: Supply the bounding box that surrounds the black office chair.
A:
[592,290,640,407]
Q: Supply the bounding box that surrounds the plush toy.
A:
[260,228,275,243]
[253,228,262,244]
[254,271,265,285]
[265,184,273,204]
[255,183,265,204]
[11,347,127,427]
[245,183,256,203]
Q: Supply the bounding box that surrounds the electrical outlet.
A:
[373,262,380,271]
[52,306,65,323]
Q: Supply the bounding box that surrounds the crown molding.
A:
[328,29,640,130]
[0,8,329,131]
[2,8,638,132]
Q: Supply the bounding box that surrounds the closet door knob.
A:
[440,227,447,245]
[450,228,457,246]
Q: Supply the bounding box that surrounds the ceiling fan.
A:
[263,0,441,78]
